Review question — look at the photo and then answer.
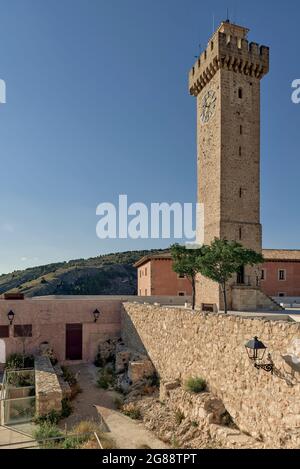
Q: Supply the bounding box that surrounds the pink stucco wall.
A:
[0,298,122,363]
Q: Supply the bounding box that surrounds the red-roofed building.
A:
[135,250,300,299]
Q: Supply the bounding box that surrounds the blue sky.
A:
[0,0,299,274]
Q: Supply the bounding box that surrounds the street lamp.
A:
[7,310,15,325]
[93,309,101,323]
[245,337,274,373]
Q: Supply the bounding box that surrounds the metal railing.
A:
[0,431,104,449]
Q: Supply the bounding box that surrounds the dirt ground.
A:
[59,363,118,430]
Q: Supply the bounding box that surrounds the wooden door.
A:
[66,324,82,360]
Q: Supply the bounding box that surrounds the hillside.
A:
[0,250,167,297]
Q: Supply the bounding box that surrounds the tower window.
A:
[261,269,266,281]
[239,146,242,157]
[192,67,195,76]
[278,270,286,281]
[211,41,214,51]
[239,227,242,240]
[204,50,207,59]
[240,125,243,135]
[239,188,243,198]
[238,88,243,99]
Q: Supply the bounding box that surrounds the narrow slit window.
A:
[239,227,242,240]
[239,188,243,198]
[240,125,243,135]
[239,146,242,157]
[238,88,243,99]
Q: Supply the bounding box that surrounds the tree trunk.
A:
[192,277,196,310]
[222,282,228,315]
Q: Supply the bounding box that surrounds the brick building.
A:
[135,250,300,300]
[135,254,193,298]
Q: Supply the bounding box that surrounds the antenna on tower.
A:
[194,43,202,59]
[226,8,230,22]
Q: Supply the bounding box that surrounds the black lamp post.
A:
[93,309,101,323]
[7,310,15,325]
[245,337,274,373]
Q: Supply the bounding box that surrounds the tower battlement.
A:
[189,22,269,96]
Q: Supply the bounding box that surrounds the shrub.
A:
[185,377,207,394]
[34,409,61,426]
[72,420,98,435]
[5,353,34,370]
[97,368,115,389]
[122,403,142,420]
[61,398,72,418]
[175,410,185,425]
[61,366,77,386]
[34,422,62,448]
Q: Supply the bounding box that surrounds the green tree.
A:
[197,239,264,315]
[170,244,205,310]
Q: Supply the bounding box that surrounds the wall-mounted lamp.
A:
[93,309,101,323]
[7,310,15,325]
[245,336,274,374]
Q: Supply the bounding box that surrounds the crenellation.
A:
[249,42,259,54]
[241,38,249,51]
[189,27,269,96]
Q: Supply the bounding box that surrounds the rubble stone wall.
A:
[122,303,300,448]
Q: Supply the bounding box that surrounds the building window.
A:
[211,41,214,51]
[239,146,242,157]
[239,188,243,198]
[238,88,243,99]
[145,268,147,276]
[261,269,266,281]
[240,125,243,135]
[178,292,186,297]
[178,274,185,279]
[14,325,32,338]
[278,270,286,281]
[0,326,9,338]
[278,293,286,298]
[239,227,242,240]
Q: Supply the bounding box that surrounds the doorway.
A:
[237,266,245,285]
[65,324,83,360]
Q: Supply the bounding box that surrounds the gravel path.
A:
[59,363,119,431]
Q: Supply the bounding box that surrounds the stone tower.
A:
[189,22,277,312]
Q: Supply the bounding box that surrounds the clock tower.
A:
[189,22,276,312]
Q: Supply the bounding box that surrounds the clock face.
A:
[201,90,217,124]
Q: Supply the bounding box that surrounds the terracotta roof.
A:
[134,249,300,268]
[262,250,300,261]
[134,253,172,268]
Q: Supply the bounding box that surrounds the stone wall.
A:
[35,356,62,416]
[122,303,300,448]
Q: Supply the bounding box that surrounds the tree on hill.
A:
[197,238,264,315]
[170,244,205,310]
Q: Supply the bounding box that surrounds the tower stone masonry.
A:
[189,21,279,312]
